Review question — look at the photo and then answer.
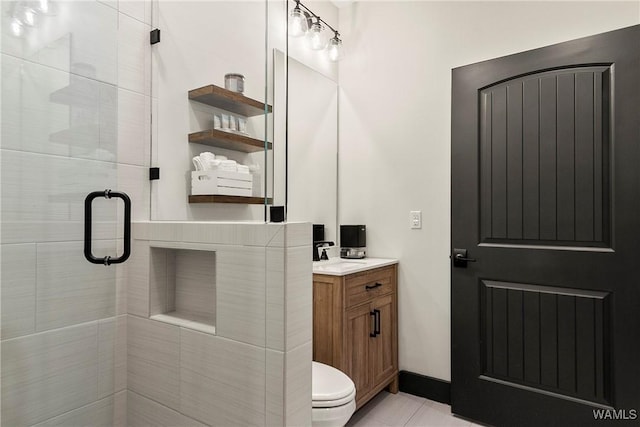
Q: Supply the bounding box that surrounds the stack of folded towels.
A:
[192,152,252,174]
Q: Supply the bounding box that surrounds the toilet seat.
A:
[313,388,356,408]
[312,362,356,408]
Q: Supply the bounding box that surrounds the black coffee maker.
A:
[340,225,366,259]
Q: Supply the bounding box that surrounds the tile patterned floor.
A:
[346,391,484,427]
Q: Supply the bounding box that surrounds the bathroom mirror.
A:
[275,49,339,245]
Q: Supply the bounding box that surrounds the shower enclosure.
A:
[1,1,288,425]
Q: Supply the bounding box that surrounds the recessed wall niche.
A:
[148,247,216,334]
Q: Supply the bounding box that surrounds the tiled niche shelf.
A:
[148,247,217,335]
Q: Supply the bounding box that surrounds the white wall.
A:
[337,1,639,381]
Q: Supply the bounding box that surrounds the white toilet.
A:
[312,361,357,427]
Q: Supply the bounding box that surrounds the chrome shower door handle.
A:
[84,190,131,266]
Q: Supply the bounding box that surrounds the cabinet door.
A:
[370,294,397,386]
[345,303,374,398]
[313,276,342,366]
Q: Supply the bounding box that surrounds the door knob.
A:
[452,248,476,268]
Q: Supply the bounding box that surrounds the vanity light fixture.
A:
[288,0,344,61]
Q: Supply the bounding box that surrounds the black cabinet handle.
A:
[369,309,381,337]
[84,190,131,266]
[370,311,377,337]
[365,282,383,290]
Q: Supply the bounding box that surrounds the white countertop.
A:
[312,257,398,276]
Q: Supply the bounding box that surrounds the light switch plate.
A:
[410,210,422,229]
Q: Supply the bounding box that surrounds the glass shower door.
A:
[0,0,143,424]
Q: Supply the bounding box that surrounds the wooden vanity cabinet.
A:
[313,264,398,409]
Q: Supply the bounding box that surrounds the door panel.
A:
[371,295,395,386]
[481,281,610,405]
[479,66,610,247]
[345,303,372,397]
[452,25,640,426]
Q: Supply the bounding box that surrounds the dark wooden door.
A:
[451,25,640,426]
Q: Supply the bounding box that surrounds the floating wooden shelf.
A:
[188,129,272,153]
[188,84,272,117]
[188,195,273,204]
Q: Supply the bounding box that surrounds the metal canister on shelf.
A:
[224,73,245,94]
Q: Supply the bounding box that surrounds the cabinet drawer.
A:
[345,266,395,308]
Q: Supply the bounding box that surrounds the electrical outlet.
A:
[410,210,422,229]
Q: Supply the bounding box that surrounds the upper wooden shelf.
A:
[189,129,272,153]
[188,84,272,117]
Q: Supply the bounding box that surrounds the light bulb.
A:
[307,21,326,51]
[10,18,24,37]
[38,0,49,13]
[22,8,36,26]
[327,36,342,62]
[288,6,307,38]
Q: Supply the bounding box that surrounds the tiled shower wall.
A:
[125,222,312,426]
[1,1,151,425]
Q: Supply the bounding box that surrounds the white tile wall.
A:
[36,240,117,331]
[1,55,69,157]
[98,316,127,398]
[97,0,118,11]
[118,88,150,167]
[285,342,312,426]
[266,349,285,426]
[174,249,216,322]
[1,322,99,426]
[127,240,150,317]
[118,164,151,221]
[265,222,312,248]
[127,315,180,411]
[118,12,151,95]
[1,243,37,339]
[114,390,128,427]
[266,246,285,350]
[127,390,206,427]
[1,151,118,244]
[32,395,116,427]
[286,245,313,351]
[180,329,266,426]
[0,55,120,161]
[119,1,144,23]
[266,223,286,247]
[1,0,152,424]
[1,1,118,84]
[149,247,169,315]
[216,245,266,346]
